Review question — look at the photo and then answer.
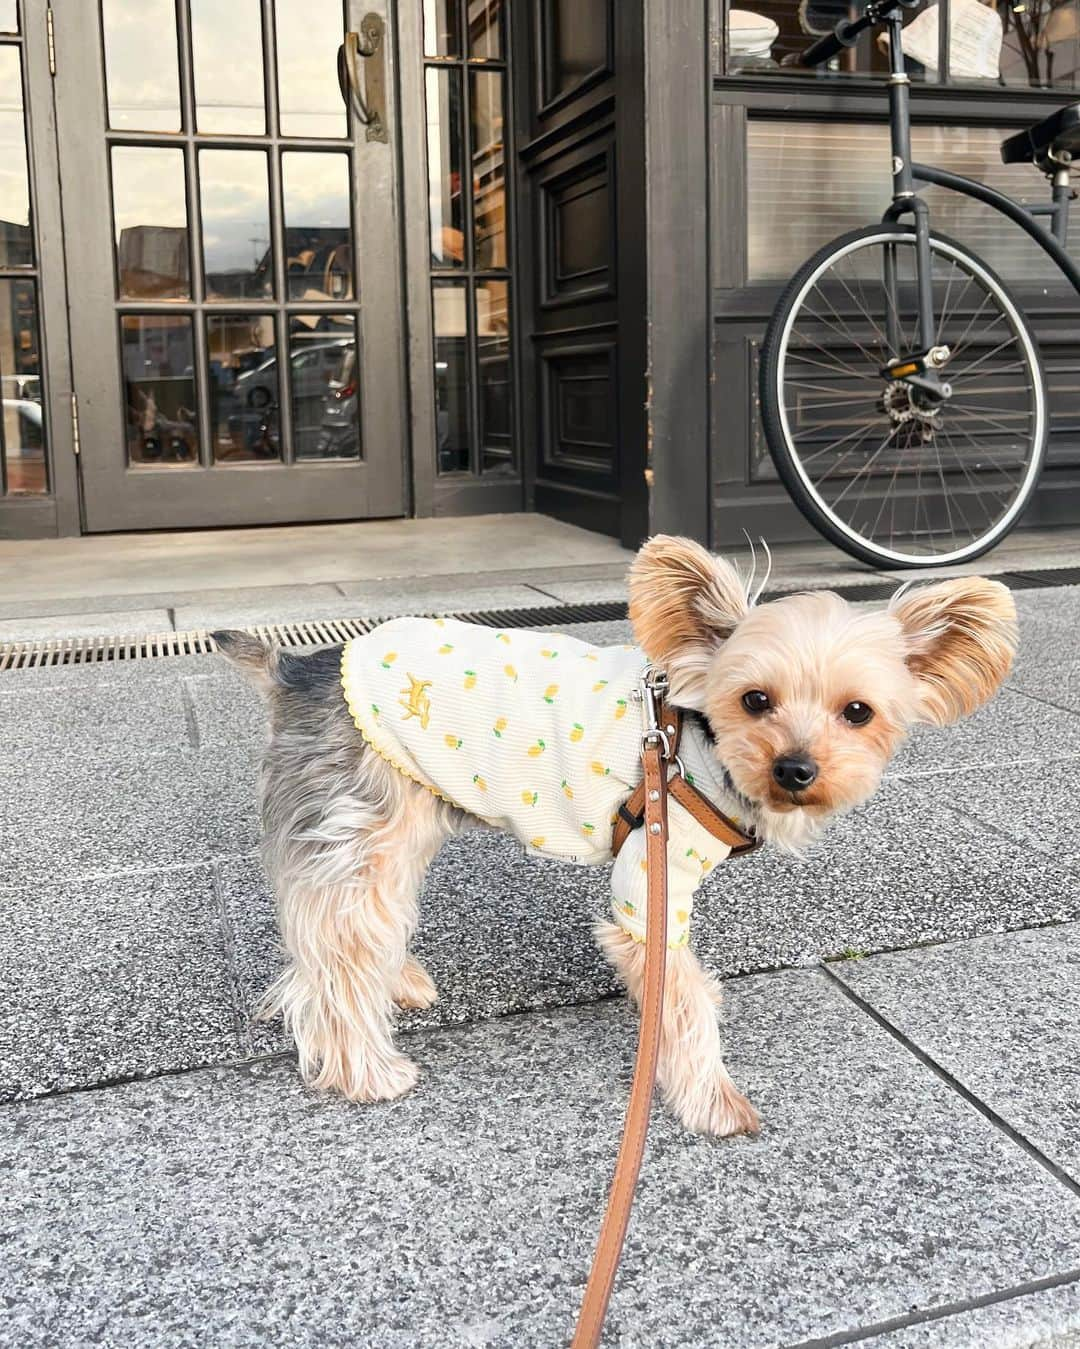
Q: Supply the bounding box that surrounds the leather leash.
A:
[571,671,758,1348]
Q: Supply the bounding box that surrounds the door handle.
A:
[337,14,389,143]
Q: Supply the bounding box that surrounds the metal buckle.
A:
[639,666,678,765]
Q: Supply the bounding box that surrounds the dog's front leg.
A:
[595,920,759,1138]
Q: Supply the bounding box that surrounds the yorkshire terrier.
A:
[215,535,1016,1137]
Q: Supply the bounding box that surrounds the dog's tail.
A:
[212,629,280,696]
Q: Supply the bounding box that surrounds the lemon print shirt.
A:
[340,617,744,949]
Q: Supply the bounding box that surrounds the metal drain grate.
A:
[0,601,631,671]
[0,567,1074,672]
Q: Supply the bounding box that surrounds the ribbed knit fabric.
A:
[341,617,748,948]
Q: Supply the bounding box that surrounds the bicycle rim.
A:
[771,229,1046,567]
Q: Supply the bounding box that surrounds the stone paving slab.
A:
[888,686,1080,779]
[5,977,1080,1348]
[0,677,194,757]
[869,1277,1080,1347]
[0,864,243,1102]
[832,922,1080,1184]
[1009,656,1080,715]
[0,743,260,886]
[0,608,173,642]
[0,581,347,623]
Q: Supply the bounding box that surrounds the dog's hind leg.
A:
[260,745,458,1103]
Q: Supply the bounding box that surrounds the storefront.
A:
[1,2,1079,551]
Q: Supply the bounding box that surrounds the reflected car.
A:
[234,340,354,409]
[313,346,360,459]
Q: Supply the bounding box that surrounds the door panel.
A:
[53,0,406,532]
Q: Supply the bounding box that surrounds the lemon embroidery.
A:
[527,740,546,758]
[530,836,545,849]
[521,790,539,807]
[540,648,558,659]
[496,632,511,644]
[381,651,398,669]
[434,618,446,627]
[543,684,559,704]
[371,703,380,718]
[621,899,636,915]
[582,822,596,837]
[444,734,463,750]
[399,674,432,729]
[570,723,584,743]
[438,643,454,655]
[686,847,712,874]
[591,761,610,777]
[504,664,518,682]
[493,717,507,738]
[473,774,487,791]
[583,653,599,662]
[676,910,689,926]
[614,699,627,720]
[561,779,574,800]
[639,858,648,873]
[463,670,477,690]
[592,679,608,693]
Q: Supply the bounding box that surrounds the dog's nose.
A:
[772,755,818,792]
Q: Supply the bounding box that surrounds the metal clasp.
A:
[640,666,673,760]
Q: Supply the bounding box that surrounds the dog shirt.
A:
[340,617,746,948]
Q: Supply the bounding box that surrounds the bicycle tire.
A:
[759,223,1048,569]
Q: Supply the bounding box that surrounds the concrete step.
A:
[6,927,1080,1347]
[2,597,1080,1103]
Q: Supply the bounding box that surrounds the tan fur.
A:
[225,537,1017,1141]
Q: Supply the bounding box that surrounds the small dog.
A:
[216,535,1016,1137]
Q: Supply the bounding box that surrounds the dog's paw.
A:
[341,1051,420,1104]
[394,957,438,1011]
[672,1072,761,1139]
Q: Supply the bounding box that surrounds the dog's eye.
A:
[741,689,771,715]
[842,701,874,726]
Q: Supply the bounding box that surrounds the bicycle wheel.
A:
[760,224,1047,569]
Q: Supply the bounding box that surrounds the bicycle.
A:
[759,0,1080,568]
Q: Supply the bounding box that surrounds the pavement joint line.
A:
[781,1266,1080,1349]
[886,748,1080,780]
[0,854,259,894]
[819,964,1080,1201]
[179,679,202,751]
[1004,682,1080,721]
[211,861,252,1052]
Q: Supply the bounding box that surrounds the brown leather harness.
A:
[571,669,759,1348]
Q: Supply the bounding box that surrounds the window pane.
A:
[0,47,31,267]
[282,153,352,300]
[469,1,503,59]
[471,70,505,268]
[426,67,465,268]
[0,280,46,496]
[191,0,266,135]
[120,316,198,467]
[544,0,608,100]
[207,315,280,462]
[288,318,359,459]
[433,280,470,472]
[112,147,189,299]
[726,2,936,81]
[748,120,1080,284]
[0,2,18,32]
[999,3,1080,90]
[275,0,346,138]
[102,0,182,131]
[200,149,272,300]
[424,0,461,56]
[477,280,512,475]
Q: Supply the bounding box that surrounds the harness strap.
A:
[611,705,760,860]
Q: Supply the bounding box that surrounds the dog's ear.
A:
[891,576,1017,725]
[628,536,750,706]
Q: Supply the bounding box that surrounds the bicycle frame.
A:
[877,9,1080,359]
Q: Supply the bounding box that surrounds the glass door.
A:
[53,0,406,532]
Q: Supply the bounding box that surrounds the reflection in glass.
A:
[275,0,346,138]
[471,70,505,268]
[207,314,280,462]
[0,280,46,496]
[200,150,272,300]
[282,153,352,300]
[102,0,182,132]
[999,2,1080,89]
[477,280,512,475]
[120,316,198,466]
[0,2,17,32]
[426,67,465,268]
[0,47,31,267]
[424,0,461,56]
[546,0,608,99]
[192,0,266,134]
[469,0,504,59]
[288,317,359,459]
[433,280,469,472]
[112,147,189,299]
